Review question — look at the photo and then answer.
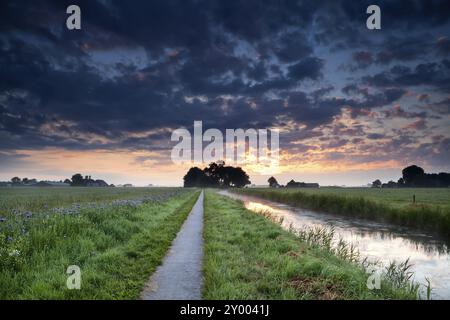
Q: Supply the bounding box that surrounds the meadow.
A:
[0,186,425,300]
[0,187,199,299]
[203,191,418,299]
[0,187,183,213]
[276,187,450,209]
[234,188,450,237]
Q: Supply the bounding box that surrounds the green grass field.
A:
[0,187,424,300]
[235,188,450,237]
[277,187,450,209]
[0,187,199,299]
[203,191,417,299]
[0,187,184,213]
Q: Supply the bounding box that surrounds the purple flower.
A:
[23,211,33,219]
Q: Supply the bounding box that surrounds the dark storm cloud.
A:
[367,133,385,140]
[383,105,427,119]
[0,0,322,151]
[288,57,324,81]
[410,137,450,167]
[352,51,373,68]
[342,86,407,108]
[0,0,449,160]
[284,85,407,128]
[314,0,450,50]
[272,31,313,63]
[427,98,450,115]
[375,36,430,65]
[345,34,439,71]
[363,60,450,91]
[0,151,30,170]
[437,37,450,56]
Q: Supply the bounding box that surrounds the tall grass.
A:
[295,227,424,297]
[204,192,418,300]
[235,189,450,237]
[253,207,424,298]
[0,189,199,299]
[0,187,184,213]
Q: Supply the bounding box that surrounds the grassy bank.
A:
[234,189,450,237]
[0,188,199,299]
[270,187,450,209]
[203,191,417,299]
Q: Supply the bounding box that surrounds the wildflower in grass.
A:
[9,249,21,257]
[0,216,7,222]
[23,211,33,219]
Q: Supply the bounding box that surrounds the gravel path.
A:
[141,191,204,300]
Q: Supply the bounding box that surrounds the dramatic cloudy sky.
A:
[1,0,449,186]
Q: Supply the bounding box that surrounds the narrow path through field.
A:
[141,191,204,300]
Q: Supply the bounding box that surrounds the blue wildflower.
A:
[23,211,33,219]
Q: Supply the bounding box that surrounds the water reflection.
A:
[219,191,450,299]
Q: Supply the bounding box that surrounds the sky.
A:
[0,0,449,186]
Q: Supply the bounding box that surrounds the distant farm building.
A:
[86,180,109,187]
[286,180,319,188]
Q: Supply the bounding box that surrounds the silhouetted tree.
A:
[438,172,450,187]
[383,180,398,188]
[227,166,250,187]
[204,162,223,186]
[183,162,250,188]
[268,176,279,187]
[71,173,85,186]
[371,179,382,188]
[183,167,208,187]
[371,165,450,188]
[11,177,21,184]
[402,165,425,186]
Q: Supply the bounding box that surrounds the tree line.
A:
[372,165,450,188]
[3,174,112,187]
[183,162,251,188]
[69,174,111,187]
